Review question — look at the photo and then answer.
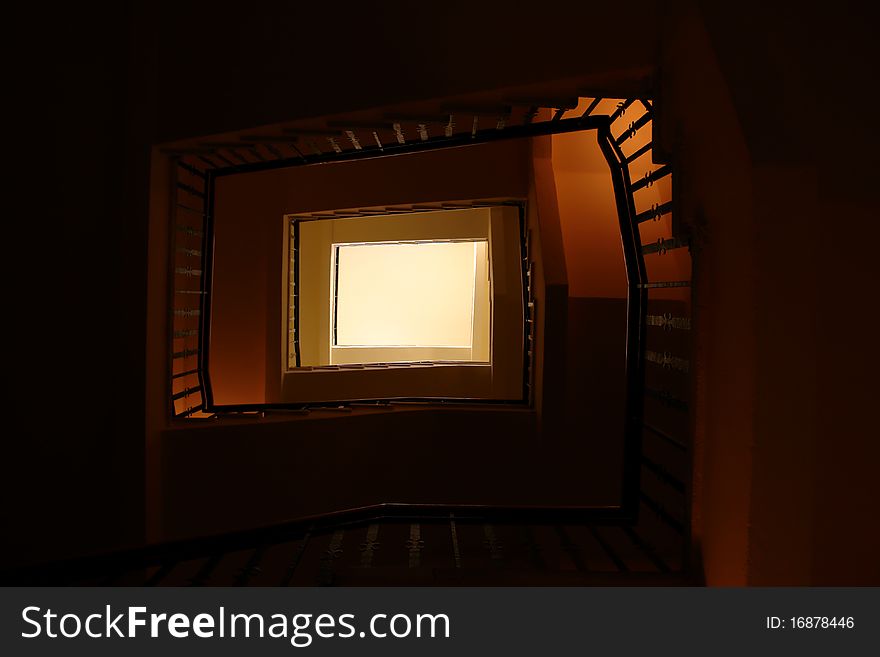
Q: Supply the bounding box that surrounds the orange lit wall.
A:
[545,117,638,503]
[551,119,627,299]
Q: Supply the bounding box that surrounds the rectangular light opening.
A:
[331,239,490,364]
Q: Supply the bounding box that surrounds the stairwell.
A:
[4,83,694,586]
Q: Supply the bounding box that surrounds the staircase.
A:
[7,512,689,586]
[110,87,695,586]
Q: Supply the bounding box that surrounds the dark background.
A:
[4,1,877,584]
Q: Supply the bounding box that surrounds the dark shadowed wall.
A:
[10,0,878,586]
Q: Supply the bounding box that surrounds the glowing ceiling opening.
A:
[333,240,488,350]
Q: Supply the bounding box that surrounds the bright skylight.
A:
[333,240,485,348]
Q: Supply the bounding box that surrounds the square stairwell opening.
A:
[278,203,527,404]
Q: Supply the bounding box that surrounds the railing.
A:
[2,505,688,586]
[169,157,211,419]
[582,97,691,568]
[166,107,623,419]
[602,99,692,567]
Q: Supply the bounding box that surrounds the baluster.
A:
[176,182,204,198]
[581,96,602,117]
[263,142,284,159]
[318,529,345,586]
[631,164,671,191]
[621,527,671,573]
[642,455,686,493]
[172,347,199,360]
[246,146,266,162]
[609,98,634,122]
[449,514,462,569]
[644,422,687,450]
[638,280,691,289]
[406,524,424,568]
[519,525,544,570]
[197,155,223,169]
[392,122,405,144]
[635,201,673,224]
[555,526,586,572]
[279,528,313,586]
[360,524,380,568]
[233,547,266,586]
[644,387,689,413]
[174,266,203,277]
[189,554,223,587]
[646,314,692,331]
[588,527,628,572]
[445,114,455,137]
[645,350,690,373]
[641,236,688,256]
[483,524,503,565]
[176,160,206,179]
[345,130,361,150]
[641,493,685,534]
[615,110,652,145]
[145,562,176,586]
[625,140,653,164]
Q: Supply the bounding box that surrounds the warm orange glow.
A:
[551,126,627,298]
